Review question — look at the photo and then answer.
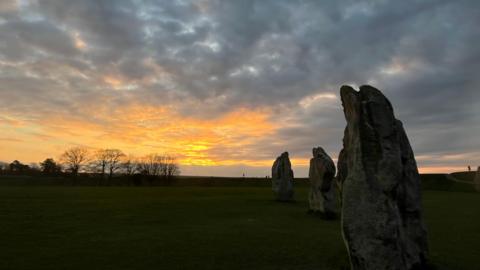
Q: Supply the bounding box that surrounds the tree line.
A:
[0,147,180,186]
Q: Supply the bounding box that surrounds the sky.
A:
[0,0,479,177]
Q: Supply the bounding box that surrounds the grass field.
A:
[0,186,479,270]
[0,173,475,191]
[451,171,476,182]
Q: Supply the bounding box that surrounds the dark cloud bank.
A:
[0,0,479,176]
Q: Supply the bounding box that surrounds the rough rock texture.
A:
[336,148,347,200]
[272,152,294,201]
[475,166,480,192]
[337,85,428,270]
[308,147,337,216]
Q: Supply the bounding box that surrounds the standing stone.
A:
[336,148,347,200]
[308,147,337,218]
[337,85,428,270]
[475,166,480,192]
[271,152,294,201]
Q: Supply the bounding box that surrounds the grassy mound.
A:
[421,174,475,192]
[450,171,476,182]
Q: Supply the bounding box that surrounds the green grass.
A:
[421,173,475,192]
[0,187,479,270]
[0,175,312,187]
[423,191,480,269]
[451,171,476,182]
[0,174,474,191]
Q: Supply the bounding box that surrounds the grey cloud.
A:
[0,19,78,60]
[36,0,145,49]
[0,0,479,174]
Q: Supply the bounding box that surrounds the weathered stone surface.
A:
[336,148,347,199]
[308,147,336,217]
[271,152,294,201]
[475,166,480,192]
[337,85,428,270]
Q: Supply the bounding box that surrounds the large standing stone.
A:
[308,147,337,217]
[336,149,347,200]
[271,152,294,201]
[337,85,428,270]
[475,166,480,192]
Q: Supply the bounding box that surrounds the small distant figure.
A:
[468,165,471,172]
[242,173,245,178]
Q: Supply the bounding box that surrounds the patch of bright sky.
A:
[299,92,337,109]
[342,2,374,19]
[196,39,221,52]
[229,65,260,77]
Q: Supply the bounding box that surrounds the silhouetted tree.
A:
[105,149,125,185]
[91,149,109,184]
[121,155,137,176]
[28,163,41,176]
[136,154,180,185]
[120,155,139,186]
[0,161,8,174]
[137,154,159,176]
[91,149,126,185]
[9,160,29,174]
[137,154,163,185]
[60,147,90,181]
[40,158,62,175]
[163,155,180,179]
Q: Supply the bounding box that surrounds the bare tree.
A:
[90,149,126,185]
[60,147,90,180]
[121,155,138,176]
[164,155,180,179]
[92,149,109,182]
[105,149,125,184]
[136,154,180,185]
[136,154,164,185]
[137,154,162,176]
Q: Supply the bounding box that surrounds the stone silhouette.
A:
[308,147,336,218]
[475,166,480,192]
[336,148,347,200]
[337,85,428,270]
[271,152,294,201]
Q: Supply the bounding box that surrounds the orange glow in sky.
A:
[0,101,473,176]
[0,100,468,177]
[73,32,87,50]
[0,105,281,171]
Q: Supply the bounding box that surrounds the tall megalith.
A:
[337,85,428,270]
[308,147,337,217]
[272,152,294,201]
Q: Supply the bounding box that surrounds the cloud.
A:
[0,0,479,175]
